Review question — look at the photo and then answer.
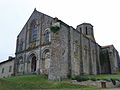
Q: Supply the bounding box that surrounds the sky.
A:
[0,0,120,62]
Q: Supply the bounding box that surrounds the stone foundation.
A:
[71,80,120,88]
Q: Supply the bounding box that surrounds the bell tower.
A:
[76,23,95,42]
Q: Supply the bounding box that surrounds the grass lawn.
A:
[81,73,120,80]
[0,75,98,90]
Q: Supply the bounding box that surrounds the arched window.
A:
[19,40,23,51]
[44,29,50,43]
[73,41,79,57]
[85,27,88,35]
[9,66,12,72]
[2,68,4,73]
[30,20,38,41]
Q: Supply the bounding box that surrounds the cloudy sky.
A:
[0,0,120,62]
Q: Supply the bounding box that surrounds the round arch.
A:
[44,28,51,43]
[27,52,38,73]
[42,49,50,75]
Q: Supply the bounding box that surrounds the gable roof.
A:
[0,57,15,65]
[17,8,54,37]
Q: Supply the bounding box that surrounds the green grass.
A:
[82,73,120,80]
[0,75,98,90]
[1,73,120,90]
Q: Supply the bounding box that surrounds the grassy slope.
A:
[82,73,120,80]
[0,75,97,90]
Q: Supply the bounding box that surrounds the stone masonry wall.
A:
[48,22,69,80]
[70,27,81,77]
[0,58,14,78]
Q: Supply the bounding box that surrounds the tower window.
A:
[80,28,82,31]
[85,27,88,35]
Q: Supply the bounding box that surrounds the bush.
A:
[97,78,100,80]
[90,77,97,81]
[104,78,111,82]
[71,77,76,80]
[111,79,116,85]
[50,26,60,33]
[75,75,89,82]
[116,78,120,82]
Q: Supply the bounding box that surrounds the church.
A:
[0,9,120,80]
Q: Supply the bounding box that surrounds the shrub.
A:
[111,79,116,85]
[50,26,60,33]
[90,77,97,81]
[75,75,89,82]
[97,78,100,80]
[116,78,120,82]
[104,78,111,82]
[71,77,76,80]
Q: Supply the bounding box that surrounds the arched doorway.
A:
[31,56,37,72]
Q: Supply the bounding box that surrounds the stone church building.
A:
[0,9,120,80]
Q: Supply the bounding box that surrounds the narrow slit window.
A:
[86,27,88,35]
